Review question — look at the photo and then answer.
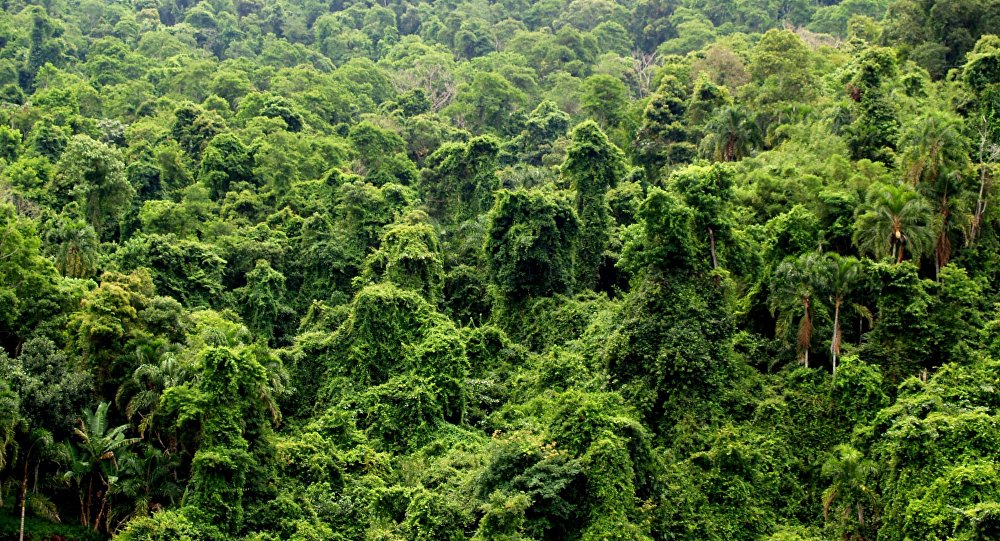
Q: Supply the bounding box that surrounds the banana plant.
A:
[62,402,140,533]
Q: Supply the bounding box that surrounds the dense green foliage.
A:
[2,0,1000,539]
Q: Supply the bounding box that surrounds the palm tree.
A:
[822,444,879,540]
[46,209,100,279]
[62,402,140,533]
[900,112,969,187]
[770,252,830,368]
[853,183,935,263]
[108,447,183,529]
[14,429,58,541]
[703,105,761,162]
[825,254,872,376]
[899,113,971,276]
[115,340,187,439]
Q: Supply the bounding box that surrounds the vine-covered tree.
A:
[562,121,626,289]
[484,190,580,310]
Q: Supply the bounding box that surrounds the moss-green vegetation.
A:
[2,0,1000,539]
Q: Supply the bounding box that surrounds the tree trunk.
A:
[972,117,994,243]
[19,460,28,541]
[95,490,107,533]
[973,167,989,242]
[708,227,718,269]
[831,300,841,377]
[84,475,93,528]
[801,296,812,369]
[935,193,950,279]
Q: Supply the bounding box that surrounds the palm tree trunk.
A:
[802,297,811,369]
[708,227,718,269]
[935,195,950,279]
[832,300,841,377]
[19,460,28,541]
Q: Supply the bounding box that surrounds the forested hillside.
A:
[2,0,1000,538]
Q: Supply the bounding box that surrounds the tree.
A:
[484,190,580,310]
[580,74,629,129]
[111,235,226,308]
[687,74,731,128]
[562,121,626,289]
[348,121,418,187]
[112,446,184,526]
[619,188,700,276]
[858,261,935,380]
[927,264,987,365]
[0,126,21,162]
[171,104,224,160]
[419,136,500,224]
[822,444,879,540]
[634,75,691,175]
[312,282,469,434]
[62,402,140,533]
[656,8,716,55]
[669,164,733,269]
[853,183,935,263]
[22,7,66,90]
[68,269,157,390]
[358,213,445,304]
[447,71,527,135]
[454,18,494,59]
[701,105,760,162]
[690,44,749,92]
[897,112,971,276]
[746,29,815,107]
[845,47,899,163]
[964,37,1000,243]
[161,340,282,535]
[334,179,396,256]
[770,252,830,368]
[115,340,187,439]
[969,115,1000,243]
[900,112,970,188]
[235,260,290,344]
[824,254,870,376]
[198,133,255,200]
[881,0,993,78]
[14,428,56,541]
[0,338,93,439]
[862,357,1000,539]
[0,205,63,350]
[45,207,100,279]
[0,381,17,473]
[54,135,135,240]
[1,336,95,539]
[509,100,571,166]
